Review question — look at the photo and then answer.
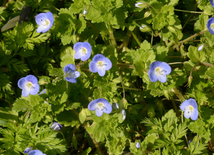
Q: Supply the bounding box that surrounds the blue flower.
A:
[88,98,112,117]
[148,61,171,83]
[73,42,92,61]
[210,0,214,8]
[35,12,54,33]
[28,150,46,155]
[51,122,62,131]
[89,54,112,76]
[63,64,80,83]
[18,75,40,97]
[207,17,214,35]
[24,147,32,154]
[180,98,198,121]
[136,142,140,149]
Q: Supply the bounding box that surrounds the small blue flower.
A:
[73,42,92,61]
[18,75,40,97]
[35,12,54,33]
[210,0,214,8]
[148,61,171,83]
[89,54,112,76]
[207,17,214,35]
[180,98,198,121]
[28,150,46,155]
[51,122,62,131]
[63,64,80,83]
[136,142,140,149]
[24,147,32,154]
[88,98,112,117]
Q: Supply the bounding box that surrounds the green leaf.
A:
[194,14,209,31]
[187,45,206,64]
[79,108,87,124]
[60,46,75,68]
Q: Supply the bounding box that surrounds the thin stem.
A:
[174,9,203,14]
[171,98,179,115]
[119,72,125,99]
[107,24,117,48]
[181,111,189,145]
[172,29,207,50]
[168,62,184,65]
[59,131,67,143]
[171,88,185,102]
[130,31,141,46]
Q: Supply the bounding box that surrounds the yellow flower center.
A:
[97,61,104,67]
[80,47,87,55]
[96,102,105,111]
[210,23,214,31]
[26,82,33,89]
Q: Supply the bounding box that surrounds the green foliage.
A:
[0,0,214,154]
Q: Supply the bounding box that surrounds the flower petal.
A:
[157,75,167,83]
[22,89,30,97]
[184,110,191,119]
[28,150,45,155]
[74,71,80,78]
[35,13,47,25]
[25,75,38,84]
[96,109,103,117]
[46,12,54,24]
[65,77,77,83]
[89,61,98,73]
[191,109,199,121]
[160,62,171,75]
[104,57,112,70]
[28,84,40,95]
[73,42,83,52]
[88,99,98,111]
[207,17,214,35]
[18,77,27,89]
[98,68,106,76]
[64,64,75,73]
[148,70,158,82]
[180,100,191,111]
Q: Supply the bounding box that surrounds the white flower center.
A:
[66,70,75,78]
[210,23,214,31]
[26,82,33,89]
[97,61,107,69]
[80,47,87,56]
[155,67,166,76]
[96,102,105,111]
[184,105,194,117]
[41,19,50,27]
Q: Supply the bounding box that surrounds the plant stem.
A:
[174,9,203,14]
[130,31,141,46]
[107,24,117,48]
[172,29,207,50]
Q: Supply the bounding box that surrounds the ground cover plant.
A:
[1,0,214,154]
